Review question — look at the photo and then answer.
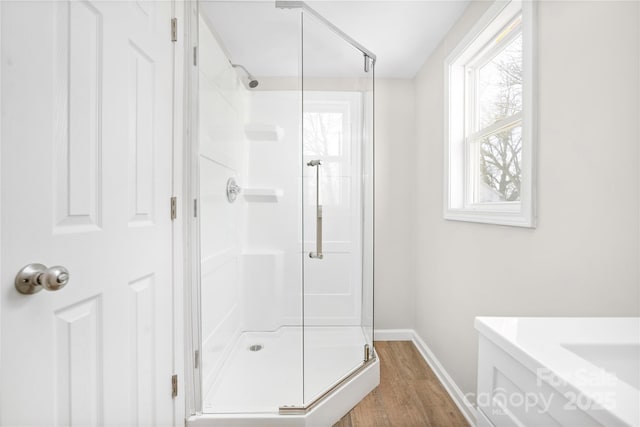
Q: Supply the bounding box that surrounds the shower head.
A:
[230,62,259,89]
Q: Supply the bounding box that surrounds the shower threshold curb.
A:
[186,356,380,427]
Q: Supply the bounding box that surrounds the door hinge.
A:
[170,196,177,220]
[195,350,200,369]
[171,17,178,42]
[193,199,198,217]
[193,46,198,66]
[171,374,178,398]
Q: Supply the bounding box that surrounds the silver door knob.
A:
[15,263,70,295]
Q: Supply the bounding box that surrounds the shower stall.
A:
[186,1,376,424]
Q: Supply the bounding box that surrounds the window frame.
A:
[444,0,537,228]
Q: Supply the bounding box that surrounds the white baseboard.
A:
[374,328,478,426]
[373,328,414,341]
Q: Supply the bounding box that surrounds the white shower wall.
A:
[198,16,249,394]
[245,91,364,329]
[242,91,302,329]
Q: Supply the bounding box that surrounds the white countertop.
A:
[475,317,640,427]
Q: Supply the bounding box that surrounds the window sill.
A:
[444,208,536,228]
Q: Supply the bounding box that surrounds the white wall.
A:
[198,16,249,394]
[243,91,301,329]
[245,90,368,328]
[373,79,417,330]
[414,0,640,400]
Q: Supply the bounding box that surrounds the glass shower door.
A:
[301,10,375,405]
[196,0,305,414]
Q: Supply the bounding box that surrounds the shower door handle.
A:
[307,160,323,259]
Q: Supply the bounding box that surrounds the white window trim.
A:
[444,0,537,228]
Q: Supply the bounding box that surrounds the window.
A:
[302,92,362,234]
[444,0,536,227]
[303,104,351,208]
[302,101,352,206]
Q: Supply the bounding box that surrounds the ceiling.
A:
[200,1,470,79]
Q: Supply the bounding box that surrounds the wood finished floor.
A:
[334,341,470,427]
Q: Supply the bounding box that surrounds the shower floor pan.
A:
[190,326,379,426]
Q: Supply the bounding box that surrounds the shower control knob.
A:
[15,263,70,295]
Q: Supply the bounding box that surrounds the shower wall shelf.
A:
[242,188,283,203]
[244,124,284,141]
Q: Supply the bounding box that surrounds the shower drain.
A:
[248,344,264,352]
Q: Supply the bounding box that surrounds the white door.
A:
[1,1,175,426]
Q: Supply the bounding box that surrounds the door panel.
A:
[53,0,103,232]
[1,1,174,426]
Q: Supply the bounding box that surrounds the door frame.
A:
[173,0,184,424]
[0,1,3,391]
[171,0,200,423]
[175,0,202,419]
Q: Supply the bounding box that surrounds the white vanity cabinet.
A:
[475,317,640,427]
